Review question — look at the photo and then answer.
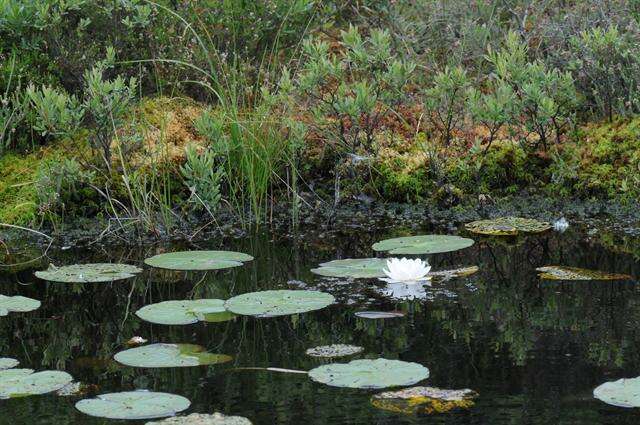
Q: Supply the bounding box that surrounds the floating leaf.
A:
[372,235,474,255]
[136,299,232,325]
[76,391,191,420]
[56,381,98,397]
[594,377,640,408]
[355,311,404,319]
[0,358,18,370]
[114,343,232,368]
[0,369,73,399]
[536,266,633,281]
[145,412,253,424]
[308,358,429,389]
[371,386,478,415]
[311,258,387,278]
[35,263,142,283]
[0,295,40,316]
[144,251,253,271]
[306,344,364,358]
[225,290,334,318]
[430,266,479,281]
[465,217,551,236]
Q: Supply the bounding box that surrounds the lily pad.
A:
[0,358,18,370]
[594,377,640,408]
[76,391,191,420]
[430,266,479,281]
[306,344,364,358]
[371,386,478,415]
[136,299,233,325]
[0,295,40,316]
[144,251,253,271]
[355,311,404,319]
[311,258,388,279]
[225,290,334,318]
[465,217,551,236]
[373,235,475,255]
[35,263,142,283]
[308,358,429,389]
[146,413,253,424]
[114,343,232,368]
[0,369,73,399]
[536,266,633,281]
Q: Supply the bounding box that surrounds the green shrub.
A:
[26,85,84,139]
[424,66,469,146]
[180,145,225,215]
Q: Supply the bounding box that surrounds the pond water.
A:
[1,224,640,424]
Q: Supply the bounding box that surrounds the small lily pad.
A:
[536,266,633,281]
[0,358,18,370]
[35,263,142,283]
[0,369,73,399]
[76,391,191,420]
[372,235,474,255]
[306,344,364,358]
[311,258,388,278]
[225,290,334,318]
[144,251,253,271]
[465,217,551,236]
[371,386,478,415]
[430,266,479,281]
[308,358,429,389]
[355,311,404,319]
[594,377,640,408]
[146,412,253,424]
[136,299,233,325]
[114,343,232,368]
[0,295,40,316]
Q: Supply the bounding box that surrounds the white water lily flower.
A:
[553,217,569,233]
[126,336,148,346]
[380,258,431,284]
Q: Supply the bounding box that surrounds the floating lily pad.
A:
[306,344,364,358]
[430,266,479,281]
[355,311,404,319]
[594,377,640,408]
[536,266,633,281]
[144,251,253,271]
[0,295,40,316]
[76,391,191,420]
[371,386,478,415]
[114,343,232,368]
[465,217,551,236]
[225,290,334,318]
[146,413,253,424]
[311,258,388,279]
[56,381,98,397]
[0,358,18,370]
[308,358,429,389]
[0,369,73,399]
[136,299,233,325]
[372,235,474,255]
[35,263,142,283]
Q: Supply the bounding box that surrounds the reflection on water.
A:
[1,226,640,424]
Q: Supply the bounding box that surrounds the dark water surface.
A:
[2,225,640,424]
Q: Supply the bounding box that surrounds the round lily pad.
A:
[306,344,364,358]
[144,251,253,271]
[146,412,253,424]
[0,294,40,316]
[0,369,73,399]
[372,235,474,255]
[0,358,18,370]
[225,290,334,318]
[35,263,142,283]
[311,258,388,279]
[308,358,429,389]
[355,311,404,319]
[594,377,640,408]
[536,266,633,281]
[430,266,479,281]
[371,386,478,415]
[76,391,191,420]
[114,343,232,368]
[465,217,551,236]
[136,299,233,325]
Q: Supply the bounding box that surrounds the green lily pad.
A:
[144,251,253,271]
[594,377,640,408]
[114,343,232,368]
[429,266,479,281]
[306,344,364,358]
[0,369,73,399]
[465,217,551,236]
[225,290,334,318]
[136,299,233,325]
[0,358,18,370]
[308,358,429,389]
[371,386,479,415]
[536,266,633,281]
[0,295,41,316]
[146,413,253,424]
[372,235,474,255]
[311,258,388,278]
[76,391,191,420]
[35,263,142,283]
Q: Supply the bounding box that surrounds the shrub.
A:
[180,144,225,215]
[26,85,84,139]
[423,66,469,146]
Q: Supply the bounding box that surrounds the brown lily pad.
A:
[536,266,633,281]
[465,217,551,236]
[371,386,479,415]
